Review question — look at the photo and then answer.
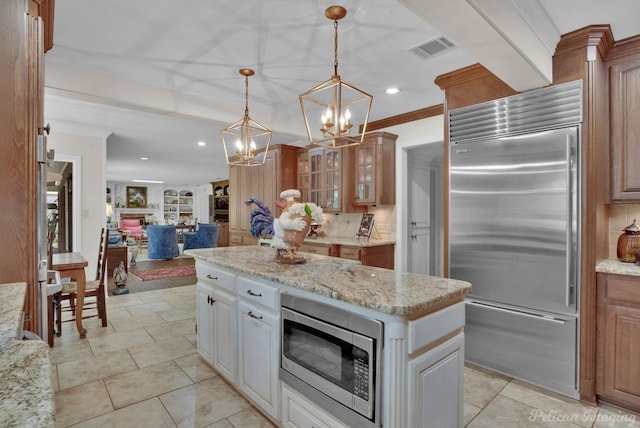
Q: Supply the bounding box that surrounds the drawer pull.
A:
[246,289,262,297]
[248,311,263,320]
[206,274,218,280]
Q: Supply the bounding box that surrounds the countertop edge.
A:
[596,259,640,277]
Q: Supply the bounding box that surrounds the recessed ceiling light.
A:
[140,157,149,160]
[385,87,400,95]
[198,141,206,147]
[132,179,164,184]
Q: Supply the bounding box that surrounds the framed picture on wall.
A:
[126,186,147,208]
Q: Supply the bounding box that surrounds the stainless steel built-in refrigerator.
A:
[449,80,582,398]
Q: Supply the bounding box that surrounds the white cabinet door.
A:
[238,300,280,419]
[407,333,464,428]
[196,283,215,364]
[213,288,237,385]
[408,231,430,275]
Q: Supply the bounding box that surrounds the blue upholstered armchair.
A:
[147,225,180,259]
[183,223,219,251]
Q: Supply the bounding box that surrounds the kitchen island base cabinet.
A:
[407,333,465,428]
[190,247,471,428]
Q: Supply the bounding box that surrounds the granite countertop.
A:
[186,246,471,316]
[596,258,640,277]
[0,282,55,427]
[0,282,27,351]
[303,236,395,247]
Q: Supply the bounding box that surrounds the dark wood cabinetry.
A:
[352,132,397,206]
[597,272,640,412]
[609,54,640,201]
[0,0,54,333]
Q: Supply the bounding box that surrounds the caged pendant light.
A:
[221,68,272,166]
[299,5,373,148]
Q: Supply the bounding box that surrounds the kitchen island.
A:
[187,246,471,428]
[0,282,55,427]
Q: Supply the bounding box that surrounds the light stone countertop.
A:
[186,246,471,316]
[596,258,640,277]
[0,282,27,351]
[0,282,55,427]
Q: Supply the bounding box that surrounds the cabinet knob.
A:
[248,311,263,320]
[246,289,262,297]
[39,123,51,136]
[206,274,218,280]
[207,295,216,305]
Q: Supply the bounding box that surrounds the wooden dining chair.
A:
[56,228,109,332]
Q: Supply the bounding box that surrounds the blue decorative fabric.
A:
[147,225,180,259]
[183,223,219,251]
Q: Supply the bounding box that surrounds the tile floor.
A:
[52,285,640,427]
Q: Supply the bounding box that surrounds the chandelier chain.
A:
[244,75,250,117]
[333,19,339,76]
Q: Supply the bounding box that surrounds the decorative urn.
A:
[617,218,640,263]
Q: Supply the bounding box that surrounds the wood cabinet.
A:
[296,148,310,203]
[0,0,54,333]
[216,222,229,247]
[229,144,298,244]
[306,146,366,214]
[211,180,229,222]
[597,272,640,412]
[353,132,397,206]
[610,57,640,201]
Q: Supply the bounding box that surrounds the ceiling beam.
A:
[398,0,557,91]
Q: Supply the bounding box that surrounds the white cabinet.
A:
[407,333,464,428]
[212,288,237,384]
[196,283,215,363]
[281,384,349,428]
[408,231,430,275]
[196,264,237,385]
[238,300,279,419]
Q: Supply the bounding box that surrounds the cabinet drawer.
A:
[407,302,465,354]
[230,234,243,246]
[339,246,361,260]
[196,263,236,293]
[299,243,331,256]
[282,384,348,428]
[606,275,640,305]
[237,276,278,311]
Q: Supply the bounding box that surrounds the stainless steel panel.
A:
[450,127,578,315]
[449,80,582,142]
[465,300,578,398]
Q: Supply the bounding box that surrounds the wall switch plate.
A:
[377,223,392,233]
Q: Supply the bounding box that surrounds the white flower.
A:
[288,202,323,225]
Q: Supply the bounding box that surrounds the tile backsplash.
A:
[608,203,640,259]
[319,206,396,241]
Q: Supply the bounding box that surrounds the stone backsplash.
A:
[609,203,640,259]
[318,206,396,242]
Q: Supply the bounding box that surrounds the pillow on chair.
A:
[120,219,144,238]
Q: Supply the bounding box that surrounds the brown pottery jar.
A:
[617,219,640,263]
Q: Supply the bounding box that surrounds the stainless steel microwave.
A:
[280,294,384,428]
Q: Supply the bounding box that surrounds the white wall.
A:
[386,115,445,272]
[48,131,108,276]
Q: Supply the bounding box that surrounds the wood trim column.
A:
[553,25,614,403]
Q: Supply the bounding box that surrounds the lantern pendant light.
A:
[221,68,272,166]
[299,5,373,148]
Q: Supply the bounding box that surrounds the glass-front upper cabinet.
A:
[308,147,342,212]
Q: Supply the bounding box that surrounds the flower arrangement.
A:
[288,202,323,225]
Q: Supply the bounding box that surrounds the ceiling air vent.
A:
[409,37,455,60]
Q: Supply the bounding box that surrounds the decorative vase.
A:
[284,214,311,248]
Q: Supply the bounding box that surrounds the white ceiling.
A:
[44,0,640,186]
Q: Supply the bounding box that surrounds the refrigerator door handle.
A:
[466,300,568,325]
[566,135,576,308]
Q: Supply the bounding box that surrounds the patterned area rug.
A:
[129,264,196,281]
